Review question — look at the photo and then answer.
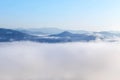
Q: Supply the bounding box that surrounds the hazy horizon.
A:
[2,27,120,32]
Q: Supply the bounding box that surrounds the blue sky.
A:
[0,0,120,31]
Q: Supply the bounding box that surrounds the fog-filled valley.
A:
[0,41,120,80]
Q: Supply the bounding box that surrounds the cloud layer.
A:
[0,42,120,80]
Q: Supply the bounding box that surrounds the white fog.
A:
[0,42,120,80]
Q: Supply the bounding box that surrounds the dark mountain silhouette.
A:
[0,28,34,42]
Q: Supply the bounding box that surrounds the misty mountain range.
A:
[0,28,120,43]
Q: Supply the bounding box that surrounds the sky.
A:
[0,0,120,31]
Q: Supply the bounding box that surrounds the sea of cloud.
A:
[0,41,120,80]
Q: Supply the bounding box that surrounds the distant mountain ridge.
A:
[0,28,120,43]
[0,28,97,42]
[16,28,89,35]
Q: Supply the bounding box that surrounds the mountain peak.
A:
[60,31,72,35]
[50,31,73,37]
